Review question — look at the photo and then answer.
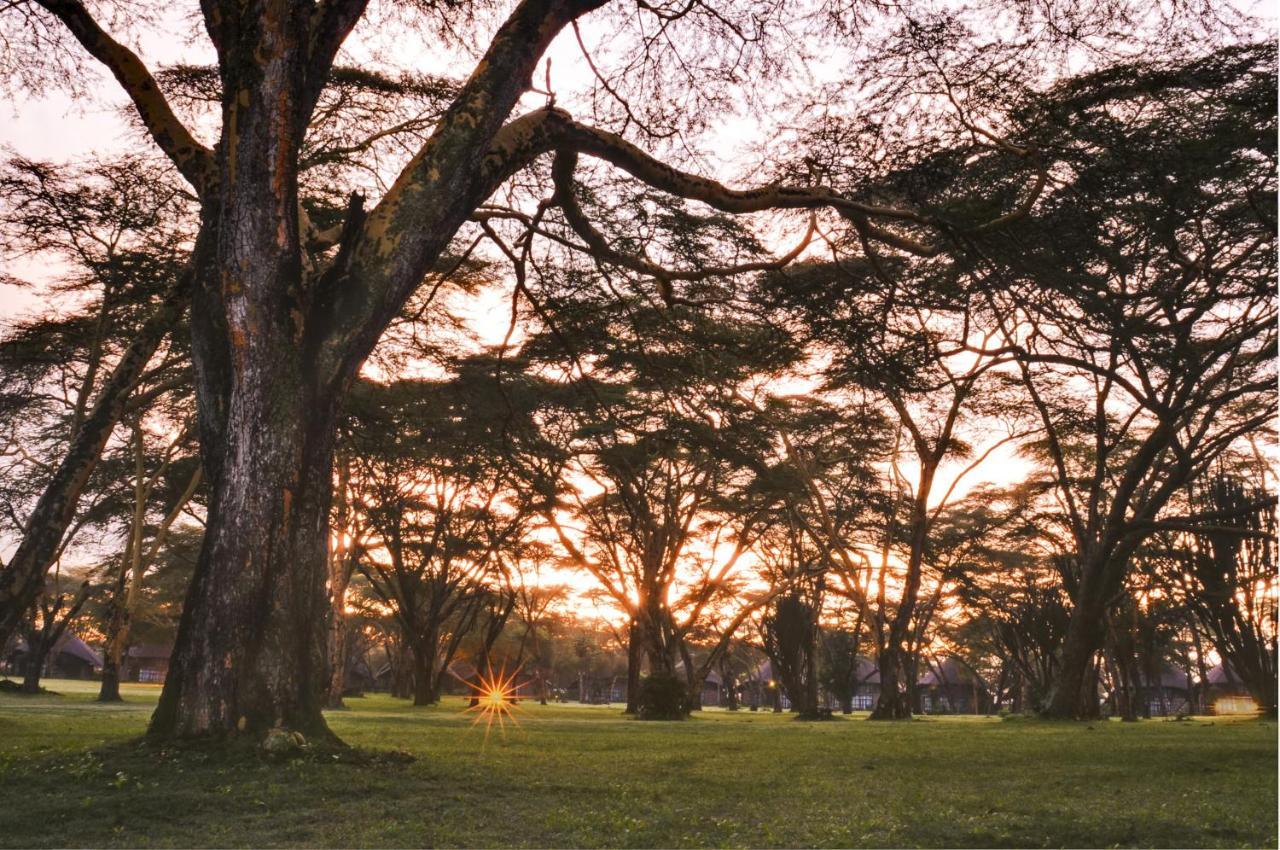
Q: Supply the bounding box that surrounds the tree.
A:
[967,44,1276,717]
[4,0,1193,741]
[0,156,193,650]
[760,592,822,719]
[341,373,535,706]
[96,418,201,701]
[532,301,791,715]
[15,573,95,693]
[1139,473,1278,716]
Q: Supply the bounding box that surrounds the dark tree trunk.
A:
[150,397,338,738]
[870,645,912,720]
[326,565,353,709]
[870,498,929,721]
[97,576,129,703]
[21,647,45,694]
[624,620,641,714]
[412,648,438,706]
[1042,575,1108,719]
[327,610,350,709]
[147,5,337,741]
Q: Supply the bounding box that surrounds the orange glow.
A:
[458,665,527,745]
[1213,696,1261,716]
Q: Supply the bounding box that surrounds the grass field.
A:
[1,678,1275,848]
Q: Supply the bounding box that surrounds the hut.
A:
[124,643,172,683]
[3,633,102,680]
[918,656,992,714]
[1204,662,1259,715]
[1135,662,1193,717]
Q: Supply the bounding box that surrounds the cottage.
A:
[1135,662,1193,716]
[1204,662,1259,715]
[849,656,881,711]
[917,657,992,715]
[3,633,102,680]
[124,643,172,683]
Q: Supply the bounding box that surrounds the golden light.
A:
[1213,696,1261,716]
[457,665,528,745]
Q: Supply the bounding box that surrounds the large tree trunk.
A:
[97,597,127,703]
[150,389,338,739]
[148,5,337,742]
[326,568,352,709]
[21,645,46,694]
[870,644,912,720]
[869,496,930,721]
[412,648,437,706]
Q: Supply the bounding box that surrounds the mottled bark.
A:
[326,570,353,709]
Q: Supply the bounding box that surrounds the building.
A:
[917,656,992,714]
[1204,662,1259,715]
[1135,662,1193,717]
[3,633,102,680]
[124,644,172,683]
[848,656,881,711]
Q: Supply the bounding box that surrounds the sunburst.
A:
[457,664,527,745]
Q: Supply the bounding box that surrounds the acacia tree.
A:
[0,156,193,647]
[342,373,536,705]
[969,44,1276,718]
[532,302,791,715]
[947,490,1073,712]
[3,0,1178,740]
[759,257,1022,718]
[97,417,201,702]
[1138,473,1278,716]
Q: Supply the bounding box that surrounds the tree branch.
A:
[34,0,215,195]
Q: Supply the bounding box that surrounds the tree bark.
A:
[97,596,127,702]
[412,648,437,706]
[1044,619,1100,719]
[1042,566,1109,719]
[326,575,352,709]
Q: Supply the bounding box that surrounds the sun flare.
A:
[458,666,527,744]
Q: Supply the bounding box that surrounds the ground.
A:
[0,679,1275,848]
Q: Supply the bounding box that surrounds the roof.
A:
[53,633,102,667]
[751,656,880,685]
[126,643,172,661]
[918,657,986,688]
[1146,662,1190,690]
[1206,662,1244,686]
[854,656,880,684]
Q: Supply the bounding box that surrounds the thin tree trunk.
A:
[624,619,641,714]
[0,278,187,649]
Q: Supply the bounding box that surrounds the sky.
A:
[0,0,1263,616]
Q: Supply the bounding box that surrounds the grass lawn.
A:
[1,678,1275,848]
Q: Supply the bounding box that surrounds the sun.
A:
[458,664,527,744]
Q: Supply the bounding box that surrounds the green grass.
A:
[1,678,1275,848]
